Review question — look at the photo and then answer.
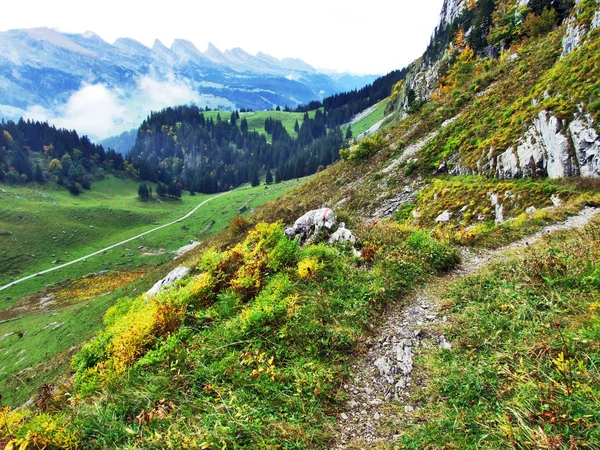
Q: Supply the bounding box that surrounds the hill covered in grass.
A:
[0,176,303,407]
[1,0,600,448]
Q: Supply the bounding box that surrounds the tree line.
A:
[0,119,124,194]
[127,105,344,194]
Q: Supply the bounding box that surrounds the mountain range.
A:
[0,28,377,139]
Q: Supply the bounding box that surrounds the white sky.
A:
[0,0,444,74]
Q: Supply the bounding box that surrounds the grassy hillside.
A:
[349,100,388,138]
[1,216,461,448]
[0,177,302,406]
[184,109,320,140]
[0,176,302,303]
[2,1,600,448]
[241,109,319,139]
[397,217,600,448]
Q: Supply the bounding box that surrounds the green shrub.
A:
[406,230,460,272]
[340,134,385,161]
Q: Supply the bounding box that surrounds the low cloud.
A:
[26,84,127,139]
[138,74,201,111]
[22,74,234,141]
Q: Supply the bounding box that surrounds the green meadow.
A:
[349,100,388,138]
[0,176,302,304]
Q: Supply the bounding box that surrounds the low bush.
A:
[339,134,385,162]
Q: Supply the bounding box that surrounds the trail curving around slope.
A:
[333,206,600,448]
[0,192,230,293]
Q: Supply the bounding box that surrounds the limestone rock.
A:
[284,208,336,242]
[551,195,562,207]
[593,9,600,29]
[535,112,577,178]
[569,115,600,177]
[329,223,356,245]
[440,0,467,26]
[435,210,453,223]
[499,111,600,179]
[562,22,584,56]
[515,127,547,178]
[146,266,190,297]
[371,186,420,220]
[496,148,520,179]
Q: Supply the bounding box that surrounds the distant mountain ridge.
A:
[0,28,378,139]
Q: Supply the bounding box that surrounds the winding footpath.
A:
[333,206,600,448]
[0,192,230,293]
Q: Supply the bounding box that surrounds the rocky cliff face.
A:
[439,0,468,26]
[494,112,600,179]
[392,0,600,179]
[562,0,600,56]
[391,0,469,111]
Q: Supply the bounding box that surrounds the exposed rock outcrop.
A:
[593,9,600,29]
[495,111,600,179]
[440,0,468,27]
[371,186,421,220]
[329,223,357,245]
[562,21,585,56]
[146,266,190,297]
[284,208,336,242]
[569,115,600,177]
[562,0,600,56]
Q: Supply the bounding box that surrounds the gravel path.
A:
[333,206,600,448]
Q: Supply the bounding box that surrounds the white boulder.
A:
[329,223,356,245]
[146,266,190,297]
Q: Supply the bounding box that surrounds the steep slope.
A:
[2,0,600,448]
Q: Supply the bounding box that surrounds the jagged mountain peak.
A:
[171,39,213,64]
[23,27,96,56]
[204,42,230,65]
[225,47,252,59]
[256,51,280,64]
[152,38,169,51]
[113,37,152,57]
[81,30,104,41]
[151,38,177,63]
[281,57,316,73]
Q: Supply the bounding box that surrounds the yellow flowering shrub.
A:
[297,257,322,280]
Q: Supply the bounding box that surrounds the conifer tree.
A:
[265,168,273,185]
[138,183,150,200]
[250,168,260,187]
